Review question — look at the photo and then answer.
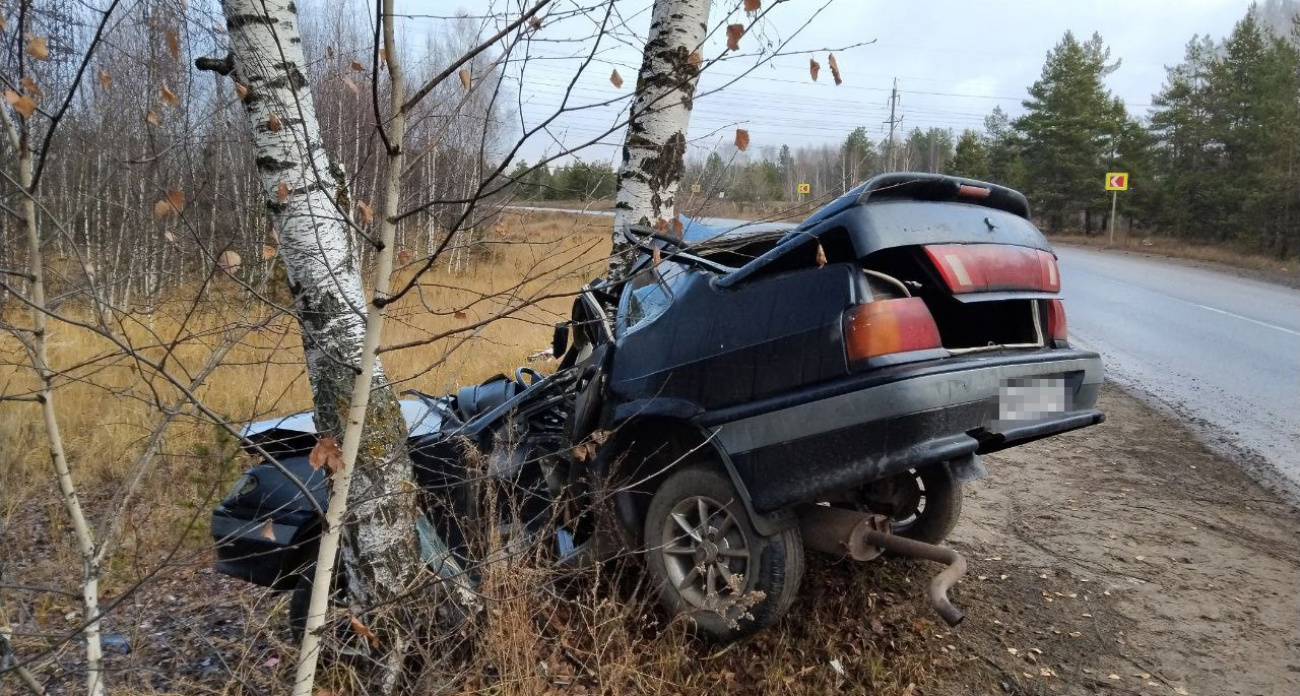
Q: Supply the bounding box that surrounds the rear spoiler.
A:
[857,173,1030,219]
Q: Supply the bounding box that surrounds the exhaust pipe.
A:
[797,505,967,626]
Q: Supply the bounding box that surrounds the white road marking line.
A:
[1192,303,1300,337]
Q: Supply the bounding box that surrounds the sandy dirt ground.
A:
[939,384,1300,696]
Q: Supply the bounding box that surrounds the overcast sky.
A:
[410,0,1261,165]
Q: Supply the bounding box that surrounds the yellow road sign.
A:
[1105,172,1129,191]
[690,183,701,194]
[797,183,811,194]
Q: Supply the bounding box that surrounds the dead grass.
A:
[0,210,956,695]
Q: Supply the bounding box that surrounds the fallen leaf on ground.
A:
[349,613,381,649]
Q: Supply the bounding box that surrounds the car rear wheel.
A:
[861,464,963,545]
[643,464,803,642]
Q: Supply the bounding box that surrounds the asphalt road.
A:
[1057,247,1300,495]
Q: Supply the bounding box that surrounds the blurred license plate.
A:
[999,377,1067,421]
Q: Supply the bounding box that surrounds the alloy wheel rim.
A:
[659,495,753,611]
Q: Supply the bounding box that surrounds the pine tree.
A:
[1015,31,1128,233]
[950,129,991,180]
[984,107,1025,189]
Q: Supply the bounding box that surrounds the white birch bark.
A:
[610,0,710,278]
[2,94,105,696]
[212,0,424,675]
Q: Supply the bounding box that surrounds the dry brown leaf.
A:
[153,191,183,219]
[609,69,623,89]
[809,58,820,82]
[341,76,358,96]
[260,519,276,541]
[20,76,41,97]
[165,28,180,61]
[688,51,702,68]
[743,0,762,11]
[145,109,160,125]
[528,16,542,31]
[651,247,662,268]
[458,68,471,89]
[378,48,387,67]
[828,53,842,85]
[454,310,468,320]
[98,69,110,91]
[261,244,277,260]
[3,90,35,118]
[350,60,365,72]
[725,24,744,52]
[160,85,179,106]
[326,45,335,59]
[217,250,241,273]
[26,35,49,61]
[234,83,249,100]
[348,613,381,649]
[672,218,684,239]
[734,128,750,152]
[0,15,7,33]
[163,230,178,244]
[309,436,344,474]
[356,200,374,224]
[815,241,827,268]
[267,112,282,131]
[396,248,413,264]
[277,181,289,202]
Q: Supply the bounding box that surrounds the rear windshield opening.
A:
[927,298,1040,350]
[863,247,1043,351]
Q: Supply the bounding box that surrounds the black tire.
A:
[643,464,803,642]
[889,464,963,545]
[288,565,347,645]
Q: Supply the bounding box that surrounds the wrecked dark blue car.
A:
[212,173,1104,641]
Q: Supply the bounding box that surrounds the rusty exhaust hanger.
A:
[796,504,968,626]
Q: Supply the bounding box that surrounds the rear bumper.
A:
[701,350,1103,513]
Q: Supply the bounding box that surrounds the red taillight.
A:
[925,244,1060,294]
[1046,299,1068,342]
[844,297,942,363]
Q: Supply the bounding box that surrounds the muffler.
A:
[797,504,967,626]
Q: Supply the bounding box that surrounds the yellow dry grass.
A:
[0,211,610,587]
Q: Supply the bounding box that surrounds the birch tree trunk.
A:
[211,0,423,657]
[2,101,106,696]
[610,0,710,278]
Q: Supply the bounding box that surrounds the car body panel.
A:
[610,262,866,411]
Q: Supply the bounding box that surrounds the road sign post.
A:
[797,182,810,201]
[1105,172,1129,244]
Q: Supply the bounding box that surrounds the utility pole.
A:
[883,78,902,172]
